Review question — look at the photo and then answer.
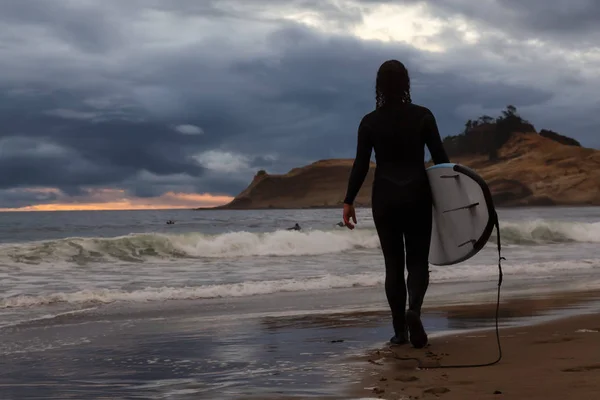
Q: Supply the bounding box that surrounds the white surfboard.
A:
[427,163,497,266]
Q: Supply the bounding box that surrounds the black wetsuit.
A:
[343,102,449,336]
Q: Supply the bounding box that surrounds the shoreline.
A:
[346,292,600,400]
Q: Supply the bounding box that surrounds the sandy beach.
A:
[349,293,600,400]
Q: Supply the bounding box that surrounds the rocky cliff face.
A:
[442,132,600,206]
[212,132,600,209]
[216,159,376,209]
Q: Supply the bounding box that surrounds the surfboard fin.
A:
[442,202,480,213]
[457,239,476,248]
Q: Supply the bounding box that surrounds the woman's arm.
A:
[343,119,373,205]
[423,112,450,165]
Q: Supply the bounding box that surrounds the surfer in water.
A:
[287,223,301,231]
[342,60,450,348]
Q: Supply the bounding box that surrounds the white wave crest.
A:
[0,229,380,264]
[496,220,600,244]
[0,273,384,309]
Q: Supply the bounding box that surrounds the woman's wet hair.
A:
[375,60,412,109]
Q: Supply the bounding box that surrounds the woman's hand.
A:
[343,203,357,230]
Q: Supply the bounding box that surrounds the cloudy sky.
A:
[1,0,598,211]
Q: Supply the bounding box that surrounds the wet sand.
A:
[349,291,600,400]
[1,289,599,399]
[0,289,467,400]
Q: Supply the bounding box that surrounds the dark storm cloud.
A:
[0,188,61,210]
[0,0,123,53]
[229,24,553,154]
[0,92,210,183]
[457,0,600,37]
[0,0,597,208]
[0,136,116,189]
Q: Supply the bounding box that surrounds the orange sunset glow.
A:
[0,188,233,212]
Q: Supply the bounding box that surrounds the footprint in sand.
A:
[424,387,451,395]
[395,375,419,382]
[562,364,600,372]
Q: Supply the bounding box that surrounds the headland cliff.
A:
[210,106,600,209]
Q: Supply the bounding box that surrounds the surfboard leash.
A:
[392,211,505,369]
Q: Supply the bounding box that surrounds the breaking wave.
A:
[0,219,598,265]
[0,273,384,308]
[0,230,380,264]
[495,220,600,245]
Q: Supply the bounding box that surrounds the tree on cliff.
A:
[464,119,473,133]
[443,105,534,160]
[479,115,494,124]
[440,104,580,162]
[501,105,517,118]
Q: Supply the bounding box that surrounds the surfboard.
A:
[426,163,497,266]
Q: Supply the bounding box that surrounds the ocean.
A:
[1,206,599,399]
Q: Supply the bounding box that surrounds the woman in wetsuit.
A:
[342,60,450,348]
